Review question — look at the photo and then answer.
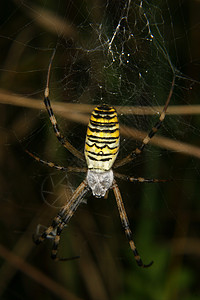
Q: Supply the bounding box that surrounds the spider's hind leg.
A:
[33,213,63,245]
[50,222,80,261]
[34,181,89,260]
[50,222,65,260]
[112,180,153,268]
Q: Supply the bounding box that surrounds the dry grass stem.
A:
[120,125,200,159]
[0,89,200,158]
[13,0,77,38]
[0,202,64,296]
[0,244,83,300]
[1,89,200,115]
[171,238,200,256]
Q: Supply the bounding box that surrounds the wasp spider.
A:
[27,50,175,268]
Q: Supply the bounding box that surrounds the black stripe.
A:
[138,144,145,152]
[92,113,116,120]
[94,109,115,115]
[90,120,118,127]
[147,122,161,139]
[148,130,155,139]
[87,154,112,162]
[88,126,119,134]
[44,99,54,117]
[86,149,118,156]
[44,97,50,106]
[49,108,54,117]
[86,142,118,150]
[87,137,118,144]
[88,134,118,140]
[154,121,162,129]
[97,105,113,111]
[52,240,59,250]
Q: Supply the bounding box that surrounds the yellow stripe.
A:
[91,115,118,123]
[87,127,119,138]
[85,144,118,155]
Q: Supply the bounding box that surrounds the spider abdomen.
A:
[84,105,120,172]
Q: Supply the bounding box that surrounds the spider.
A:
[27,49,175,268]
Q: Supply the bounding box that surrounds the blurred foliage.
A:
[0,1,199,300]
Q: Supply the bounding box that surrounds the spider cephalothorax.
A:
[86,169,114,198]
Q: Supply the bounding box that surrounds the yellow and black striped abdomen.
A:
[85,105,120,172]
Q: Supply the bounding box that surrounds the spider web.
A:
[52,0,176,111]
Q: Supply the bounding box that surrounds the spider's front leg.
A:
[114,76,175,168]
[44,49,85,161]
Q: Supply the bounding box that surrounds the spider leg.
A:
[26,149,87,173]
[50,180,89,260]
[51,222,65,260]
[33,213,62,245]
[112,180,153,268]
[44,49,85,161]
[34,180,89,260]
[114,76,175,168]
[114,172,169,183]
[50,222,79,261]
